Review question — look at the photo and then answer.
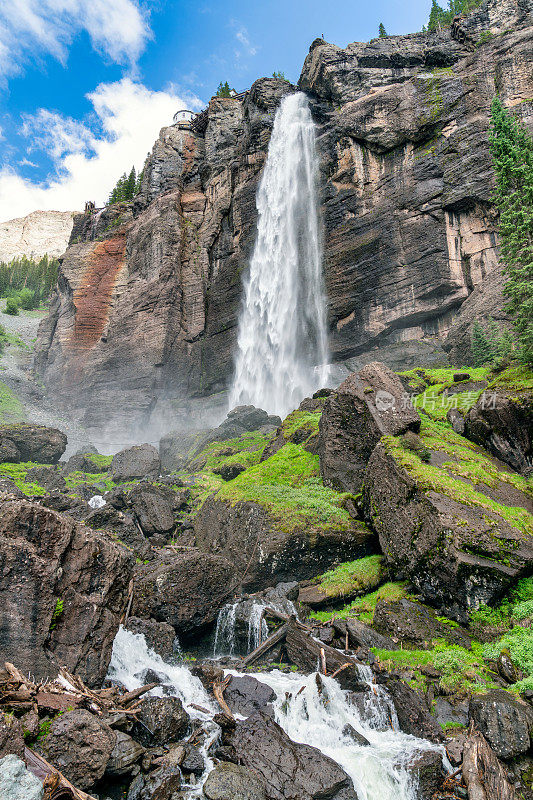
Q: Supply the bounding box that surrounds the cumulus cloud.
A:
[0,78,201,221]
[0,0,151,80]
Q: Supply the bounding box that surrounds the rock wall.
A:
[0,210,75,261]
[35,0,533,436]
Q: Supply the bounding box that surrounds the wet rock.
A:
[106,730,145,777]
[0,423,67,464]
[203,761,267,800]
[179,743,205,775]
[0,497,134,686]
[0,713,24,759]
[342,724,370,747]
[132,697,189,746]
[125,617,179,659]
[405,750,445,800]
[132,550,236,637]
[318,362,420,492]
[128,483,176,535]
[229,709,358,800]
[43,709,115,790]
[377,678,444,743]
[373,599,472,648]
[224,675,275,717]
[332,618,396,651]
[0,754,44,800]
[127,765,182,800]
[465,388,532,475]
[469,690,533,758]
[110,444,161,481]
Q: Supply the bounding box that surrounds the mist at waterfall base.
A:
[229,92,330,419]
[109,627,446,800]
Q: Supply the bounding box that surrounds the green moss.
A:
[309,581,410,624]
[489,364,533,393]
[281,410,322,440]
[316,555,384,599]
[0,461,46,495]
[85,453,113,469]
[216,443,353,533]
[193,431,271,472]
[49,598,64,630]
[0,382,25,424]
[64,470,116,493]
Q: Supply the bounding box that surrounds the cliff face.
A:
[35,0,533,436]
[0,210,75,261]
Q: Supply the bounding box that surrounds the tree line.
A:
[108,166,143,205]
[0,255,59,314]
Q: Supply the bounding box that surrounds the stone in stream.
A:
[0,754,44,800]
[131,696,190,746]
[127,765,182,800]
[0,423,67,464]
[224,675,275,717]
[125,617,179,660]
[404,750,446,800]
[105,730,145,777]
[203,761,267,800]
[376,678,444,743]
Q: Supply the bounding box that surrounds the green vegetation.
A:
[471,319,515,367]
[281,409,322,442]
[0,382,25,424]
[272,71,287,79]
[312,555,384,600]
[85,453,113,469]
[216,81,234,98]
[489,97,533,364]
[378,23,387,37]
[108,165,143,205]
[5,297,19,316]
[489,363,533,392]
[0,254,59,307]
[310,581,411,624]
[397,366,491,422]
[427,0,483,32]
[49,598,64,630]
[0,462,47,496]
[64,470,116,494]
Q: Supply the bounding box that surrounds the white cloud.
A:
[232,23,258,58]
[0,78,201,221]
[0,0,151,81]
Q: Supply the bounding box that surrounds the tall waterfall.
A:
[229,92,330,418]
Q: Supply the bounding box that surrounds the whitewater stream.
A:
[229,91,330,418]
[109,626,445,800]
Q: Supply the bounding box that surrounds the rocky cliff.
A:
[34,0,533,437]
[0,210,75,261]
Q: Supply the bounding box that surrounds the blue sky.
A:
[0,0,431,222]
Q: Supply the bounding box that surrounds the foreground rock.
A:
[132,697,190,746]
[0,423,67,464]
[204,762,267,800]
[318,363,420,492]
[131,550,236,636]
[125,617,178,659]
[0,754,44,800]
[110,443,161,481]
[0,495,134,685]
[229,710,358,800]
[469,690,533,759]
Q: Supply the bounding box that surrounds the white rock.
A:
[0,210,76,262]
[0,754,44,800]
[88,495,106,509]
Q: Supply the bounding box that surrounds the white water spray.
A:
[229,92,330,418]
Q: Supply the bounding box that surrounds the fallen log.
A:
[238,622,289,668]
[285,621,367,691]
[213,676,234,719]
[120,682,159,706]
[462,727,518,800]
[25,747,97,800]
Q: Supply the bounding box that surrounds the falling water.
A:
[213,599,269,657]
[229,92,330,418]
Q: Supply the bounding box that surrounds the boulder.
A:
[229,710,358,800]
[0,496,134,686]
[194,497,373,591]
[0,713,24,760]
[25,465,66,493]
[125,617,178,659]
[0,755,44,800]
[377,678,444,743]
[84,504,152,561]
[131,550,236,637]
[405,750,446,800]
[469,690,533,759]
[203,761,267,800]
[363,441,533,618]
[127,765,182,800]
[318,362,420,492]
[132,696,189,746]
[224,675,275,717]
[465,388,532,475]
[62,446,106,475]
[332,618,396,651]
[0,423,67,464]
[110,444,161,481]
[43,709,115,790]
[213,462,247,481]
[159,742,205,775]
[128,483,176,535]
[373,599,472,648]
[105,730,145,777]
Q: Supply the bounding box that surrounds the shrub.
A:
[5,297,19,315]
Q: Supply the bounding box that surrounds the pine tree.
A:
[216,81,232,98]
[125,166,136,199]
[378,23,387,38]
[471,320,493,366]
[488,97,533,364]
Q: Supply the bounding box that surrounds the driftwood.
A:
[462,727,518,800]
[238,622,289,668]
[26,747,97,800]
[285,622,365,690]
[120,682,159,706]
[213,676,234,719]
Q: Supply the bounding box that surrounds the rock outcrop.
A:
[0,210,75,262]
[0,424,67,464]
[34,0,533,434]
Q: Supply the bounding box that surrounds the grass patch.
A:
[489,364,533,393]
[64,470,116,493]
[281,410,322,440]
[0,461,46,495]
[0,382,25,424]
[85,453,113,469]
[316,555,384,599]
[309,581,411,624]
[193,431,271,472]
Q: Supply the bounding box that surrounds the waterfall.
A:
[213,599,269,657]
[229,91,330,418]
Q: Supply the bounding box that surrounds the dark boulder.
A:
[229,710,358,800]
[42,709,115,790]
[110,444,161,481]
[332,618,396,651]
[213,462,247,481]
[224,675,275,717]
[469,690,533,758]
[25,465,66,493]
[105,730,144,777]
[160,742,205,775]
[405,750,446,800]
[465,388,532,475]
[0,497,134,686]
[128,483,176,535]
[132,696,189,746]
[125,617,178,659]
[127,765,181,800]
[0,713,24,760]
[85,504,152,560]
[318,362,420,492]
[377,678,444,743]
[373,599,472,648]
[62,445,104,475]
[0,423,67,464]
[203,761,267,800]
[131,550,236,637]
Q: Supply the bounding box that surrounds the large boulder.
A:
[110,444,161,481]
[132,550,236,637]
[373,599,472,648]
[318,362,420,492]
[194,498,374,591]
[125,617,178,659]
[0,423,67,464]
[465,386,532,476]
[127,765,182,800]
[224,675,275,717]
[132,696,189,746]
[0,496,134,686]
[469,690,533,759]
[127,483,176,535]
[105,730,145,777]
[229,710,358,800]
[203,762,267,800]
[363,440,533,619]
[62,445,106,475]
[0,755,44,800]
[377,678,444,743]
[43,709,115,790]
